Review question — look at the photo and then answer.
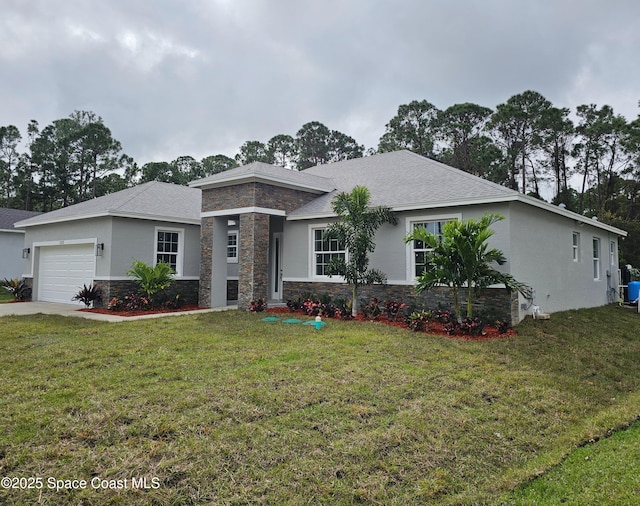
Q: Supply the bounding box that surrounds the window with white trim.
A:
[592,237,600,280]
[227,231,238,263]
[411,220,449,277]
[155,228,183,275]
[610,240,616,267]
[572,232,580,262]
[313,228,345,276]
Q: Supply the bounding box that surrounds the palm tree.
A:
[405,213,529,319]
[406,223,465,318]
[325,186,397,316]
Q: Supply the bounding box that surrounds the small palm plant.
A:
[126,259,175,304]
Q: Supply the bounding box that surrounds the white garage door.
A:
[38,244,96,304]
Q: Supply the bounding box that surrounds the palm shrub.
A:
[126,259,175,305]
[325,185,397,317]
[405,213,530,320]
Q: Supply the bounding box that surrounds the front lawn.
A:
[509,418,640,504]
[0,306,639,504]
[0,289,14,303]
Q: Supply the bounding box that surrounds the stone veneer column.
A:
[198,216,213,308]
[199,216,229,308]
[238,212,270,309]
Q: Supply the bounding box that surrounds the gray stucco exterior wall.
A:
[507,201,620,317]
[21,215,200,306]
[0,231,26,280]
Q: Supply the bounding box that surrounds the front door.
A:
[270,233,283,301]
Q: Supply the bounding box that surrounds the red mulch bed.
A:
[264,306,516,341]
[79,304,206,317]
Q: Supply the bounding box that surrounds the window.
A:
[610,240,616,267]
[411,220,448,277]
[592,237,600,280]
[313,228,345,276]
[227,231,238,263]
[572,232,580,262]
[155,228,183,275]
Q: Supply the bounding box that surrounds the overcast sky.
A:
[1,0,639,166]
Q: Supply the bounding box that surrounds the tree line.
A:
[1,90,639,226]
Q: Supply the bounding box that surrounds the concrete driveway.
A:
[0,301,220,322]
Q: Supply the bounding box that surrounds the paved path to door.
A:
[0,301,225,322]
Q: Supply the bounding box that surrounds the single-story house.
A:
[15,150,627,322]
[0,208,42,281]
[190,150,627,323]
[15,182,204,306]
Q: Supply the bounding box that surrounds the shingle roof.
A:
[283,150,626,236]
[0,208,42,231]
[289,150,516,217]
[15,182,201,227]
[189,161,336,193]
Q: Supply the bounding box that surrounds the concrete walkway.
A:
[0,301,232,322]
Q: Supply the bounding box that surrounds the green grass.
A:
[0,289,14,303]
[508,419,640,505]
[0,305,639,505]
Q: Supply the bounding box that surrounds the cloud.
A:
[1,0,638,166]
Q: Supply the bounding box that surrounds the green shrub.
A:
[249,298,267,312]
[72,284,102,307]
[126,259,174,304]
[1,278,30,301]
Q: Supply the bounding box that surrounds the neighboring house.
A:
[15,182,203,306]
[190,150,627,323]
[0,208,42,281]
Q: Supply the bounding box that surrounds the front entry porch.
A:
[199,212,285,310]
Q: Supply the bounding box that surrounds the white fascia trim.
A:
[513,195,628,237]
[16,212,110,228]
[0,228,25,234]
[16,211,200,228]
[110,212,201,225]
[287,212,336,221]
[202,207,286,218]
[190,174,333,194]
[289,193,628,237]
[286,196,515,221]
[391,195,517,213]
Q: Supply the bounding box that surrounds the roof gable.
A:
[189,161,336,193]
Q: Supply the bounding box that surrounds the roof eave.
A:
[16,211,201,228]
[287,193,628,237]
[514,194,628,237]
